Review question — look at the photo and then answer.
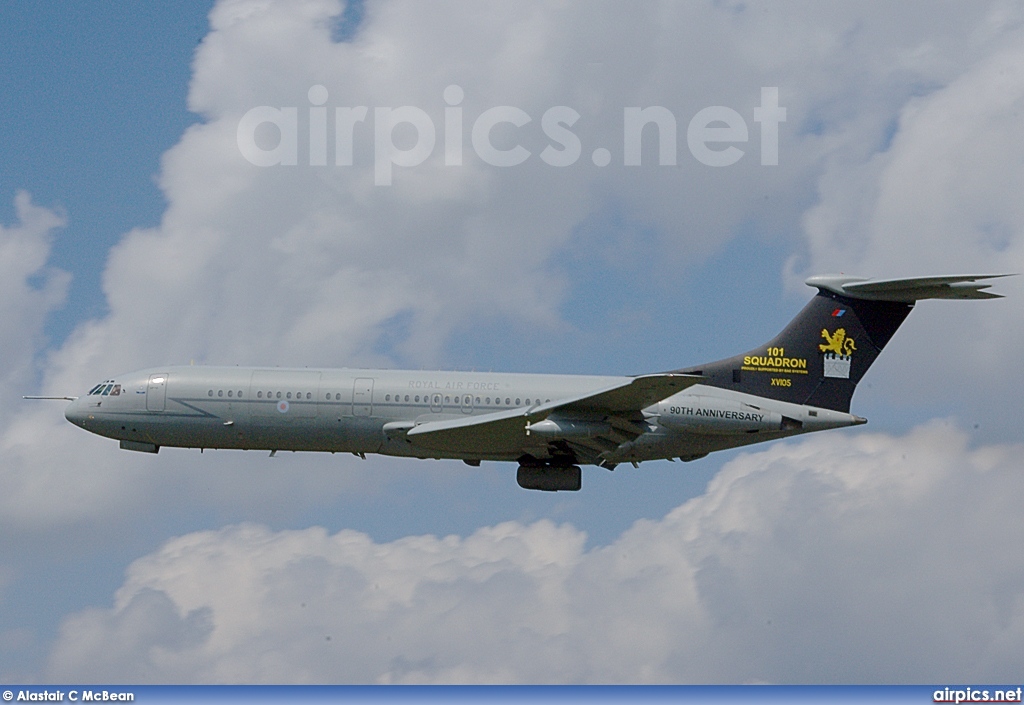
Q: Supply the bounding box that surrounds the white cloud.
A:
[0,193,103,529]
[793,22,1024,432]
[46,423,1024,683]
[7,0,1024,681]
[0,191,68,410]
[3,0,1018,532]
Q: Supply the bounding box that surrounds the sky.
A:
[2,0,1024,684]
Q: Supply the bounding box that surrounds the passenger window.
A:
[405,395,410,402]
[385,394,391,401]
[286,392,292,399]
[305,392,311,400]
[227,390,233,398]
[209,390,214,397]
[276,391,281,399]
[415,395,420,402]
[218,390,223,397]
[505,398,510,405]
[239,391,244,398]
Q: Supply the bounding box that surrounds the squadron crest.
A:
[820,328,856,379]
[819,328,857,356]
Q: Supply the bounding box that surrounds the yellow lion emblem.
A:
[820,328,857,356]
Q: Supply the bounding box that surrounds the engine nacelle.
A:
[657,396,782,435]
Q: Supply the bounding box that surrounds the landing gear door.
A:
[146,373,168,412]
[353,378,374,416]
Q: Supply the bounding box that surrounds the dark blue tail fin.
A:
[675,274,1010,412]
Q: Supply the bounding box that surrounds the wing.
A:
[530,372,702,415]
[403,373,702,458]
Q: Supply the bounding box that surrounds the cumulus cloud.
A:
[42,0,1005,382]
[8,0,1024,683]
[0,193,105,528]
[4,0,1020,533]
[792,15,1024,433]
[6,0,1020,533]
[46,423,1024,683]
[0,191,68,409]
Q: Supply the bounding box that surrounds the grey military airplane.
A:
[41,274,1009,491]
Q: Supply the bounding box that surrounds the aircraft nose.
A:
[64,399,87,426]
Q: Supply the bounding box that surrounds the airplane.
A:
[34,273,1011,491]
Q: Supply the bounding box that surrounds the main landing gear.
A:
[516,464,582,492]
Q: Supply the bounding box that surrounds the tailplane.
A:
[676,274,1012,412]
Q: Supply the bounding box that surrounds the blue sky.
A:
[0,3,211,345]
[2,0,1024,684]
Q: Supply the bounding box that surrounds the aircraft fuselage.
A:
[64,365,861,466]
[58,274,1008,490]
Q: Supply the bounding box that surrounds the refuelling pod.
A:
[517,465,582,491]
[657,396,783,435]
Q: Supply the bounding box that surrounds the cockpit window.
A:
[88,381,117,396]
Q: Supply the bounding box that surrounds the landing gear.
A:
[516,464,582,492]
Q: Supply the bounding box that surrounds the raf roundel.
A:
[277,400,289,413]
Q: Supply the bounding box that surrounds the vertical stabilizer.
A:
[674,274,1011,412]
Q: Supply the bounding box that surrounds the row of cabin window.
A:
[382,394,549,406]
[208,389,245,398]
[257,390,312,400]
[206,389,314,400]
[203,390,550,407]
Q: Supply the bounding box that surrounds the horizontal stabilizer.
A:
[806,274,1015,301]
